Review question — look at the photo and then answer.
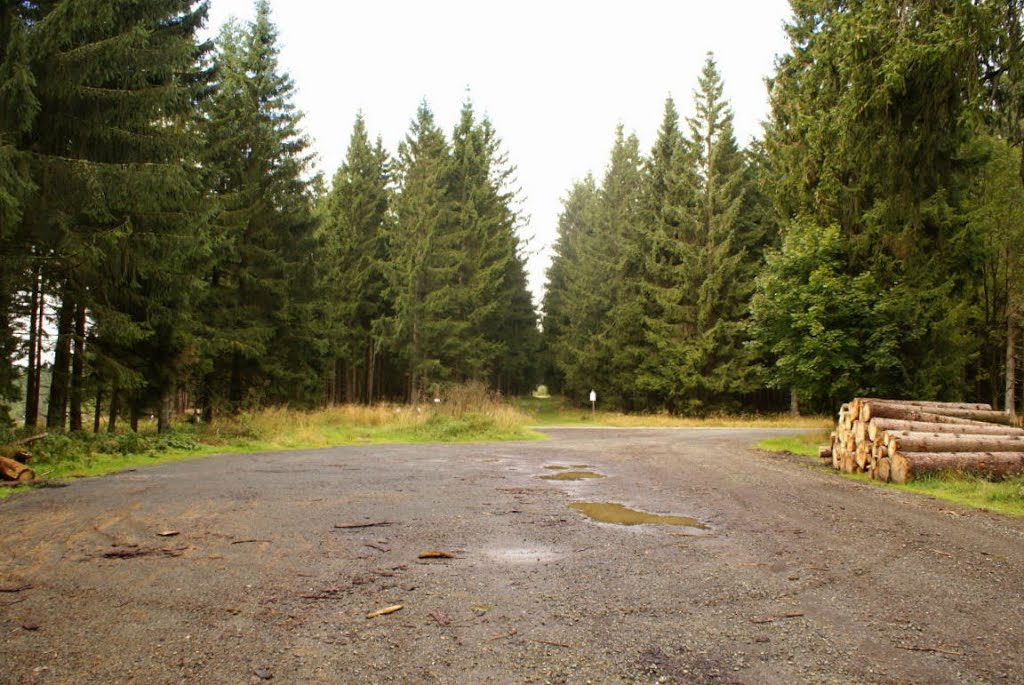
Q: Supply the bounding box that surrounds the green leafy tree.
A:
[759,0,996,408]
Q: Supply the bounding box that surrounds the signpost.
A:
[589,389,596,416]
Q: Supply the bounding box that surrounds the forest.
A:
[1,0,1023,433]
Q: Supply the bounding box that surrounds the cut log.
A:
[886,431,1024,455]
[890,452,1024,484]
[854,420,868,443]
[818,445,833,460]
[855,443,871,471]
[861,402,1012,426]
[875,456,892,482]
[854,398,993,411]
[868,418,1024,441]
[0,456,35,482]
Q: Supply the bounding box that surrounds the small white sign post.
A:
[589,389,597,416]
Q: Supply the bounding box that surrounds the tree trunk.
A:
[885,431,1024,455]
[46,296,75,430]
[108,387,120,433]
[1007,309,1018,417]
[789,389,799,416]
[24,265,41,429]
[862,401,1012,425]
[229,353,243,414]
[366,339,376,406]
[157,394,170,433]
[93,387,103,434]
[68,303,86,432]
[868,418,1024,441]
[130,405,139,432]
[891,451,1024,484]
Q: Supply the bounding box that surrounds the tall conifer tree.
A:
[200,1,318,415]
[318,113,391,404]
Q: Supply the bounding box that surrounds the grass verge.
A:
[758,431,1024,518]
[518,396,828,429]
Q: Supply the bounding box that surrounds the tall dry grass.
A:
[199,382,535,447]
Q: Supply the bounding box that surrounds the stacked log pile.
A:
[821,399,1024,484]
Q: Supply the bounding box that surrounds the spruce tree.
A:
[683,55,758,409]
[448,103,539,393]
[547,127,643,407]
[2,0,210,429]
[318,113,391,404]
[541,176,600,395]
[387,102,457,401]
[199,1,319,415]
[633,97,701,411]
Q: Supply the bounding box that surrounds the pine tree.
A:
[0,3,38,421]
[541,176,600,395]
[683,55,759,409]
[448,103,539,393]
[387,102,457,401]
[547,127,643,407]
[2,0,210,429]
[199,1,319,416]
[318,113,391,404]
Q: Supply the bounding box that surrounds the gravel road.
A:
[2,427,1023,684]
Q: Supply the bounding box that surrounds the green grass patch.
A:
[756,431,829,457]
[758,431,1024,518]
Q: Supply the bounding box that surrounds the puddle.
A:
[539,471,604,481]
[569,502,708,529]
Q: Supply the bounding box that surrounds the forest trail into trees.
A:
[2,428,1022,683]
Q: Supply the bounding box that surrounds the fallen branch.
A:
[366,604,404,619]
[418,551,456,559]
[103,547,185,559]
[897,644,963,656]
[490,629,518,640]
[531,639,571,648]
[334,521,391,529]
[230,539,272,545]
[0,583,32,593]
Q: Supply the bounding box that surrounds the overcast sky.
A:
[202,0,794,303]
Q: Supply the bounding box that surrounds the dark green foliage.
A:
[544,57,771,414]
[384,101,538,400]
[317,113,391,404]
[754,0,1009,411]
[0,0,210,426]
[198,1,320,415]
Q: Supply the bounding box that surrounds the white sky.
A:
[201,1,794,304]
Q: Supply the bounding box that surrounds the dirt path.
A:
[2,427,1023,684]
